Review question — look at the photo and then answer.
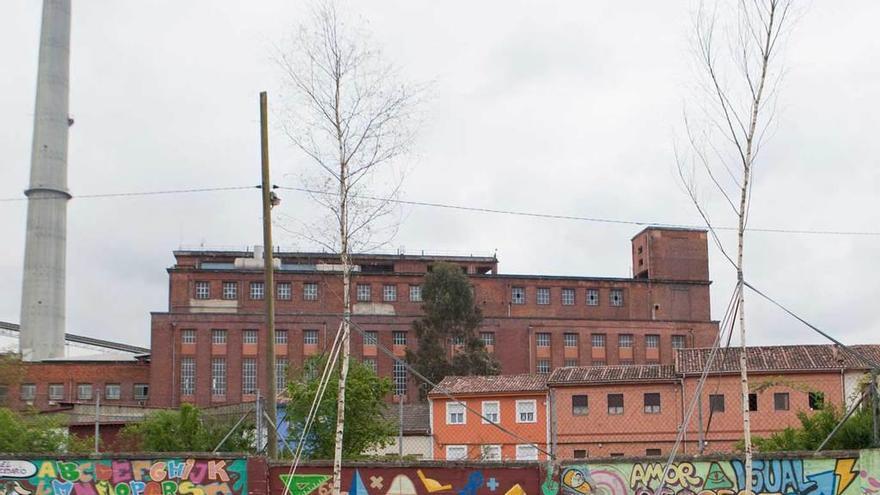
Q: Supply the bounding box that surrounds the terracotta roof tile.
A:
[675,344,880,375]
[429,374,547,396]
[547,365,677,385]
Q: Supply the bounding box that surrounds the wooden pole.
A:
[260,91,277,458]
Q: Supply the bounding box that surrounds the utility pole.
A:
[398,393,404,457]
[94,390,100,454]
[260,91,278,458]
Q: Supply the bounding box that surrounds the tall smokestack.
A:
[20,0,72,361]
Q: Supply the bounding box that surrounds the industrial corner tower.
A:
[20,0,72,361]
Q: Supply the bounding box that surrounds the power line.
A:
[0,185,258,202]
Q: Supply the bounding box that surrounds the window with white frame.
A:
[303,282,318,301]
[222,282,237,300]
[250,281,265,300]
[363,358,377,373]
[564,333,578,348]
[392,331,407,346]
[195,281,210,299]
[181,358,195,396]
[181,329,197,344]
[511,287,525,304]
[481,445,502,461]
[211,358,226,396]
[671,335,686,349]
[383,284,397,302]
[303,329,318,345]
[356,284,371,302]
[212,329,227,344]
[564,359,578,367]
[276,358,288,392]
[409,285,422,302]
[20,384,36,401]
[480,332,495,347]
[618,334,633,348]
[105,384,121,400]
[646,334,660,349]
[275,329,288,344]
[77,383,93,400]
[536,360,551,374]
[561,288,575,306]
[482,401,500,424]
[363,331,378,346]
[536,287,550,305]
[243,329,258,344]
[586,289,599,306]
[277,282,292,300]
[48,384,64,400]
[451,335,465,346]
[446,445,467,461]
[516,444,538,461]
[447,402,466,424]
[242,358,257,394]
[516,400,537,423]
[610,289,624,306]
[393,361,407,396]
[536,332,550,347]
[134,383,149,401]
[591,334,606,348]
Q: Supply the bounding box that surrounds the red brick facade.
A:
[148,227,718,407]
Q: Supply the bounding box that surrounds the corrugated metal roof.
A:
[0,320,149,355]
[430,374,547,396]
[548,365,677,385]
[675,344,880,375]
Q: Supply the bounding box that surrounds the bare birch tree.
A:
[277,2,423,492]
[677,0,796,487]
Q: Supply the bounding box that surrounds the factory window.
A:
[619,334,633,348]
[194,281,210,299]
[482,401,500,424]
[363,331,378,345]
[276,358,288,392]
[573,450,588,459]
[277,282,292,300]
[451,335,465,346]
[646,448,662,456]
[564,359,578,367]
[536,333,551,347]
[591,334,606,348]
[536,287,550,305]
[810,392,825,410]
[357,284,371,302]
[48,384,64,401]
[134,384,149,401]
[536,360,551,374]
[564,333,578,348]
[646,334,660,349]
[572,395,589,415]
[607,394,624,415]
[709,394,725,412]
[77,384,93,401]
[586,289,599,306]
[671,335,686,349]
[20,384,36,401]
[303,282,319,301]
[561,288,575,306]
[303,329,319,345]
[511,287,525,305]
[362,358,377,373]
[250,282,264,300]
[180,358,196,396]
[644,393,661,414]
[447,402,466,424]
[593,360,606,366]
[774,392,790,411]
[275,329,288,344]
[393,361,407,396]
[610,289,624,306]
[242,358,257,395]
[181,329,196,344]
[211,358,226,396]
[393,331,407,346]
[243,329,258,344]
[480,332,495,347]
[212,329,227,344]
[222,282,237,300]
[105,384,121,400]
[409,285,422,302]
[383,285,397,302]
[516,400,537,423]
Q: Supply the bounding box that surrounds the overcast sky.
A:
[1,1,878,349]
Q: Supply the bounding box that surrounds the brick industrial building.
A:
[147,227,718,407]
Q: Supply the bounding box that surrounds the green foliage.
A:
[119,403,254,452]
[286,355,395,459]
[0,354,25,407]
[407,262,500,397]
[0,408,72,453]
[749,403,875,452]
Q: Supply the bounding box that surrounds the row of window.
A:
[708,391,825,413]
[561,391,827,417]
[19,383,147,402]
[511,287,624,307]
[185,328,410,347]
[445,400,537,425]
[356,284,422,303]
[536,333,685,349]
[446,444,539,461]
[194,281,319,301]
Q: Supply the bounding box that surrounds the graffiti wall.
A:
[268,465,542,495]
[0,458,247,495]
[554,454,878,495]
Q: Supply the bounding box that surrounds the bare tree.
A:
[277,2,423,492]
[677,0,796,487]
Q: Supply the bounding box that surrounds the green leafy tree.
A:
[0,354,25,407]
[286,355,395,459]
[0,408,72,452]
[749,403,874,452]
[119,403,254,452]
[407,262,499,396]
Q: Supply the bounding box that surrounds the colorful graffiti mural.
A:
[0,458,247,495]
[554,457,867,495]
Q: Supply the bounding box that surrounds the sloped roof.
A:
[430,374,547,396]
[548,365,677,385]
[384,402,431,434]
[676,344,880,375]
